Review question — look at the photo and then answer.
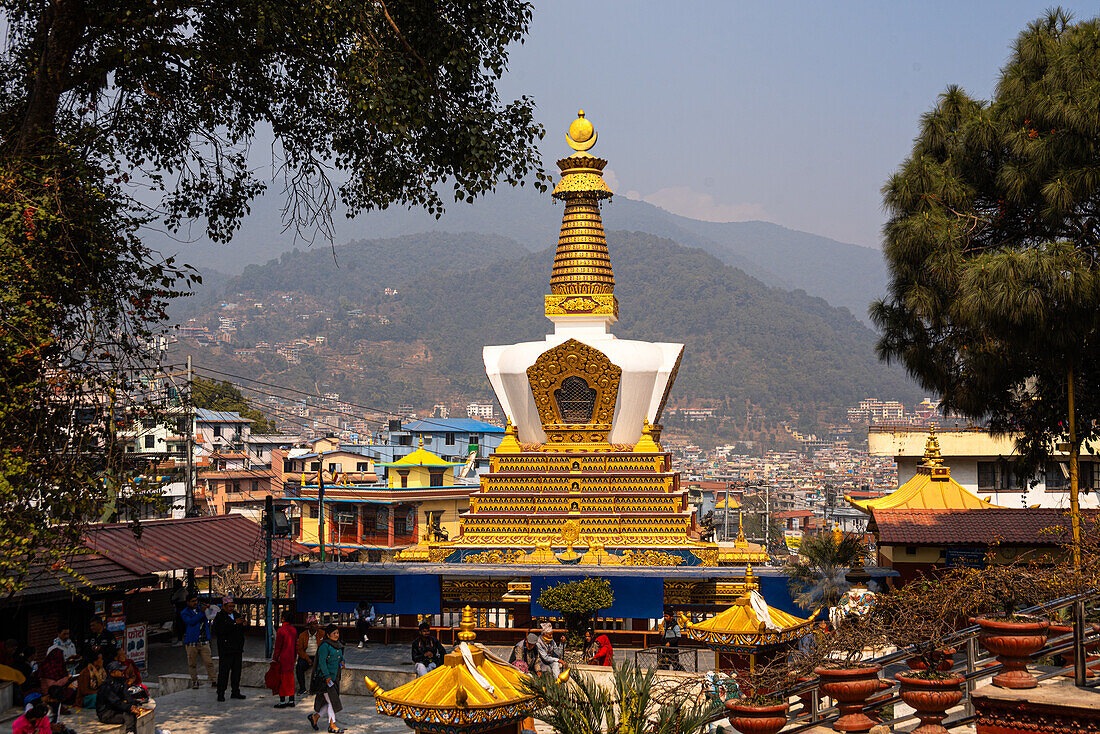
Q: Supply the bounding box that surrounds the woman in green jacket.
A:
[308,625,345,733]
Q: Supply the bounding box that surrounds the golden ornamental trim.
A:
[620,549,685,567]
[461,549,527,564]
[527,339,621,442]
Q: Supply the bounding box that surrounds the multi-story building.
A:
[868,425,1100,509]
[466,402,495,421]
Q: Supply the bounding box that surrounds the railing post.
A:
[1074,599,1087,687]
[810,681,819,724]
[965,635,978,716]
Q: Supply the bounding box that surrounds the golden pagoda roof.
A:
[687,567,814,652]
[847,426,999,513]
[366,606,536,732]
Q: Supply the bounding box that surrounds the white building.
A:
[868,426,1100,509]
[466,402,495,421]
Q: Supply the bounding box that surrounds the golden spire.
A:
[457,605,477,642]
[735,509,747,547]
[545,110,618,321]
[918,423,951,480]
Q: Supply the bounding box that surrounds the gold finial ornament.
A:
[566,109,597,151]
[918,423,951,480]
[457,605,477,642]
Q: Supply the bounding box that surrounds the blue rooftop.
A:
[401,419,503,433]
[195,408,251,423]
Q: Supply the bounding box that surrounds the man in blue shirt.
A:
[180,594,216,689]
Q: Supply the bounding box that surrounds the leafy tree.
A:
[872,9,1100,564]
[192,377,278,433]
[537,577,614,643]
[523,663,718,734]
[0,0,545,592]
[786,530,867,611]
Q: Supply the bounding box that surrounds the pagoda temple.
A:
[399,111,761,567]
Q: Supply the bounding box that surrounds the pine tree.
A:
[873,9,1100,565]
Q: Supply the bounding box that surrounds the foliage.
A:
[538,577,614,641]
[872,8,1100,478]
[523,662,720,734]
[193,377,278,433]
[0,0,545,593]
[786,531,868,611]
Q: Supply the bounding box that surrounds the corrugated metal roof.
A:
[401,419,504,433]
[195,408,251,423]
[6,552,154,604]
[84,515,308,575]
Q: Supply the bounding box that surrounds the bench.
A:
[63,705,155,734]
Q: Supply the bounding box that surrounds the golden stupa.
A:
[398,111,733,565]
[365,606,539,734]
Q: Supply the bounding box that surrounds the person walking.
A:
[508,631,540,674]
[354,601,375,648]
[411,622,446,677]
[272,611,298,708]
[587,633,613,666]
[213,596,248,702]
[535,623,565,678]
[658,611,682,671]
[296,616,324,695]
[180,593,217,689]
[169,579,187,647]
[96,661,142,733]
[308,624,345,734]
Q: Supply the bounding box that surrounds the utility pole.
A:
[317,469,326,563]
[264,494,274,657]
[185,355,194,517]
[764,483,771,553]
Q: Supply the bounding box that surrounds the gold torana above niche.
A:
[526,338,622,452]
[546,110,618,320]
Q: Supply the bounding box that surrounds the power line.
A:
[191,364,486,433]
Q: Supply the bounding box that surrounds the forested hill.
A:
[399,231,919,413]
[178,230,917,419]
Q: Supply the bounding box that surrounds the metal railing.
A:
[635,647,703,673]
[704,591,1100,731]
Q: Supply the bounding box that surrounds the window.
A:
[310,461,321,472]
[236,562,250,574]
[356,462,370,472]
[445,432,455,446]
[251,480,259,493]
[398,435,412,446]
[213,426,222,438]
[1045,462,1069,492]
[977,461,1023,492]
[398,471,409,489]
[328,463,338,474]
[1084,463,1100,493]
[308,505,318,518]
[144,435,155,449]
[469,434,479,445]
[142,418,155,429]
[231,481,241,493]
[429,470,445,487]
[554,376,597,423]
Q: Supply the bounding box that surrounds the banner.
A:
[125,624,147,670]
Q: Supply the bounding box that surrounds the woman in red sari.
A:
[272,610,298,708]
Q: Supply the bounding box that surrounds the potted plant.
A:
[723,659,793,734]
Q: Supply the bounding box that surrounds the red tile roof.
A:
[84,515,308,575]
[872,508,1100,546]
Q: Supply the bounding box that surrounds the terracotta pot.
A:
[1049,623,1098,678]
[895,672,965,734]
[814,664,890,733]
[725,700,790,734]
[905,647,956,672]
[972,616,1049,689]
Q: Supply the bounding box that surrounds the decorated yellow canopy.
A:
[380,445,463,469]
[687,566,814,653]
[365,606,538,734]
[846,426,999,513]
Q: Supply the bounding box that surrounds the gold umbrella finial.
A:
[458,605,477,642]
[922,423,943,467]
[363,675,385,697]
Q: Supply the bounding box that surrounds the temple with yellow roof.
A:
[846,426,1000,514]
[398,111,764,568]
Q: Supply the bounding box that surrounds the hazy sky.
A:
[496,1,1099,248]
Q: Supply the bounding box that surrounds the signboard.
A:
[125,624,147,671]
[945,547,987,569]
[336,575,396,604]
[784,529,803,551]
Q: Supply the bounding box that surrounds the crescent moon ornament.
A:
[566,109,597,151]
